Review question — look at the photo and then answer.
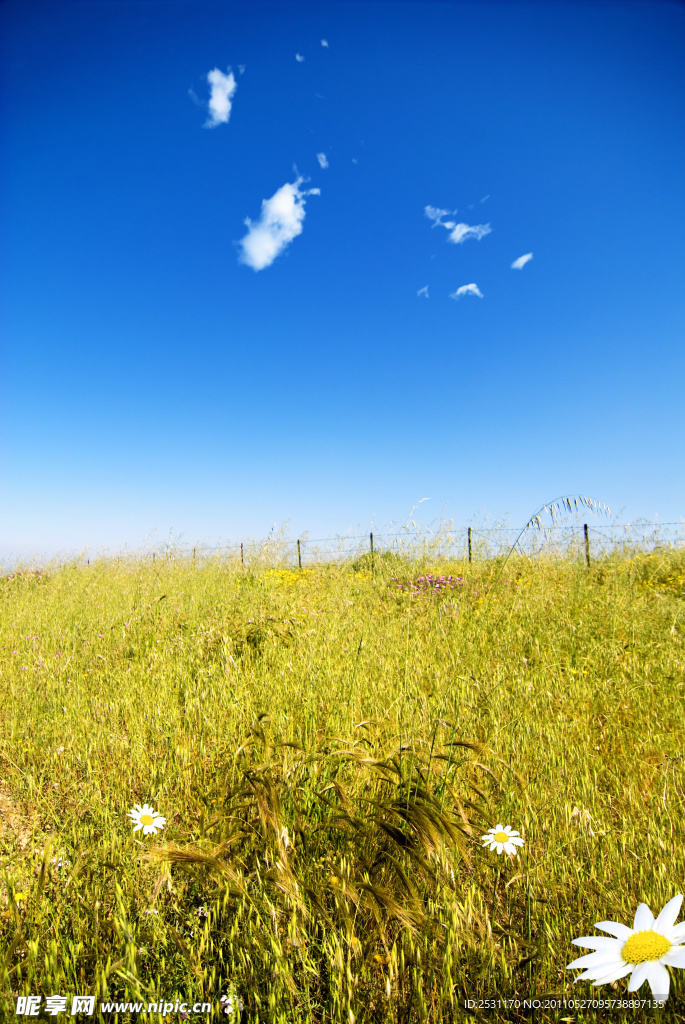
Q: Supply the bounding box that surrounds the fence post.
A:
[297,539,302,570]
[468,527,472,563]
[584,524,591,567]
[152,553,155,564]
[370,532,374,574]
[241,543,244,566]
[192,547,196,564]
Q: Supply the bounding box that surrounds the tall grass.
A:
[1,510,684,1022]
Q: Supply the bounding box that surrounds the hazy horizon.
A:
[4,507,684,574]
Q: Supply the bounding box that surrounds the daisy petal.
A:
[663,947,685,968]
[627,962,651,992]
[571,936,624,951]
[571,967,606,983]
[567,950,621,970]
[590,962,633,986]
[593,921,633,941]
[645,961,670,1000]
[633,903,655,931]
[653,894,683,934]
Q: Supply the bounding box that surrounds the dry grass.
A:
[1,510,684,1022]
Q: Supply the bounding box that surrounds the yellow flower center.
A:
[622,930,671,964]
[140,814,154,826]
[493,831,509,843]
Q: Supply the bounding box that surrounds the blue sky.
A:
[2,0,684,566]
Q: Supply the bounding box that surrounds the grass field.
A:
[2,515,684,1022]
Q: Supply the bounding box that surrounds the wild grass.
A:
[1,508,684,1023]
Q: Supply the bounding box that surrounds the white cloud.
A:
[321,39,329,47]
[424,205,456,228]
[511,252,533,270]
[238,176,320,272]
[449,283,484,300]
[417,286,429,298]
[425,206,490,244]
[237,65,246,75]
[295,53,305,62]
[447,222,491,244]
[316,152,329,169]
[204,68,238,128]
[480,194,490,203]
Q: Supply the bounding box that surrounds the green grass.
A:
[1,527,684,1023]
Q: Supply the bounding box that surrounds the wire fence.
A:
[198,521,685,569]
[10,519,682,575]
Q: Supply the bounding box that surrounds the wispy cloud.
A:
[203,68,238,128]
[316,152,329,169]
[295,53,305,62]
[424,205,490,244]
[424,205,457,229]
[511,252,533,270]
[417,286,429,298]
[480,194,490,203]
[321,39,329,47]
[238,177,320,272]
[449,283,484,300]
[447,223,491,244]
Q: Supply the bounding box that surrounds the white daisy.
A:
[128,803,166,835]
[220,992,244,1015]
[481,824,525,856]
[567,893,685,1002]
